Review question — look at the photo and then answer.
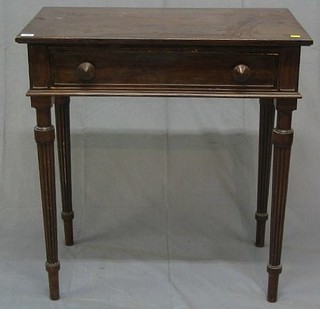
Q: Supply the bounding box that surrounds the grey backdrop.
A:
[1,1,320,308]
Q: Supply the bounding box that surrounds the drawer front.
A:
[49,47,279,91]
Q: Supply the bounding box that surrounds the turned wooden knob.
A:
[76,62,95,81]
[232,64,252,83]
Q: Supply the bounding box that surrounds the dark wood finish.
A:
[55,97,74,246]
[16,7,312,302]
[31,96,60,300]
[279,47,301,91]
[268,99,297,302]
[16,8,312,46]
[49,47,279,91]
[27,45,50,89]
[26,44,303,98]
[256,99,275,247]
[23,39,305,98]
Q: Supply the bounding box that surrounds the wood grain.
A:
[16,8,313,46]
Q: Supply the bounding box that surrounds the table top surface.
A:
[16,7,312,46]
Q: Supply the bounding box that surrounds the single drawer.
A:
[49,47,279,91]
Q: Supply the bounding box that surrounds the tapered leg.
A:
[256,99,275,247]
[267,98,297,302]
[54,97,74,246]
[31,96,60,300]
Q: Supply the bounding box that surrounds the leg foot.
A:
[255,212,268,247]
[267,264,282,302]
[46,262,60,300]
[61,211,74,246]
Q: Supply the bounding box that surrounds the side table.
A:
[16,7,313,302]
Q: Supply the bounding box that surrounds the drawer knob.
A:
[76,62,95,81]
[232,64,252,83]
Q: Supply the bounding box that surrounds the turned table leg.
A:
[267,98,297,302]
[55,97,74,246]
[256,99,275,247]
[31,96,60,300]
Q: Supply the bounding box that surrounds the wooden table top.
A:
[16,7,312,46]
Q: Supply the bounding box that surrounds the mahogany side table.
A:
[16,7,313,302]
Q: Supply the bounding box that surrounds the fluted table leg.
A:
[267,98,297,302]
[256,99,275,247]
[31,96,60,300]
[55,97,74,246]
